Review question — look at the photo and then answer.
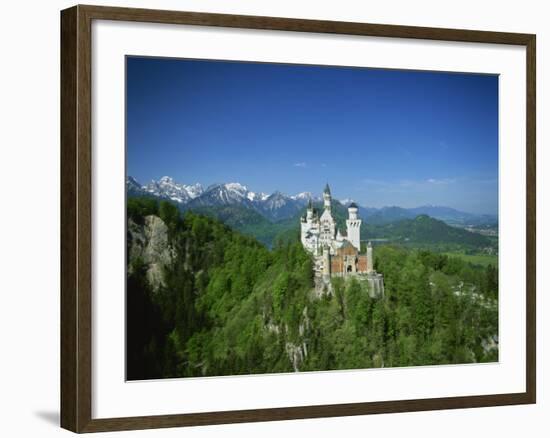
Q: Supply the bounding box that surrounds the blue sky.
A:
[127,56,498,214]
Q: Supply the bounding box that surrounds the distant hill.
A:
[362,206,413,224]
[362,215,492,248]
[188,205,295,247]
[358,205,497,227]
[186,203,491,250]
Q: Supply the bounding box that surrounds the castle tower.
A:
[323,183,332,211]
[322,245,331,279]
[346,202,361,251]
[319,183,336,247]
[306,198,313,221]
[366,241,374,273]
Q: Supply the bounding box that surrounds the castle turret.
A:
[346,202,361,251]
[322,245,331,279]
[319,183,336,247]
[366,241,374,273]
[347,202,358,220]
[306,198,313,221]
[323,183,332,211]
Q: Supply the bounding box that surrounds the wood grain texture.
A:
[80,393,534,433]
[60,4,537,433]
[79,4,534,44]
[61,5,94,432]
[76,4,93,432]
[525,34,536,404]
[60,5,78,432]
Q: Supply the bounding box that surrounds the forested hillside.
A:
[184,201,493,252]
[188,204,298,247]
[127,198,498,380]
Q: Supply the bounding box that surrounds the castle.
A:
[300,184,384,297]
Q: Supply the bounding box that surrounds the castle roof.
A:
[320,207,333,222]
[335,240,359,256]
[307,198,313,209]
[348,202,358,209]
[338,229,347,237]
[340,240,354,248]
[324,183,331,195]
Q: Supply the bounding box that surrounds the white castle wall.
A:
[346,218,361,251]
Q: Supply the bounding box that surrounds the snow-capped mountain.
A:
[144,176,204,204]
[127,176,317,222]
[187,182,253,208]
[126,176,144,196]
[247,191,269,202]
[291,192,313,201]
[126,176,497,226]
[255,191,304,221]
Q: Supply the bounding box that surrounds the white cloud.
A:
[358,177,457,194]
[293,162,307,168]
[427,178,456,185]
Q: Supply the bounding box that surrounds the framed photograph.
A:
[60,5,536,433]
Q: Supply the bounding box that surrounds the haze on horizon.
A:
[127,57,499,215]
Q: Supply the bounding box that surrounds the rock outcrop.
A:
[127,215,175,291]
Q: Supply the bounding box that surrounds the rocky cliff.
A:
[127,215,174,292]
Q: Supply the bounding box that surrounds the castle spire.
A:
[323,183,332,211]
[306,197,314,221]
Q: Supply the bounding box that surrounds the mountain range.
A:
[128,176,321,222]
[127,176,497,227]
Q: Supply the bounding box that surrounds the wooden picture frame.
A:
[61,4,536,433]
